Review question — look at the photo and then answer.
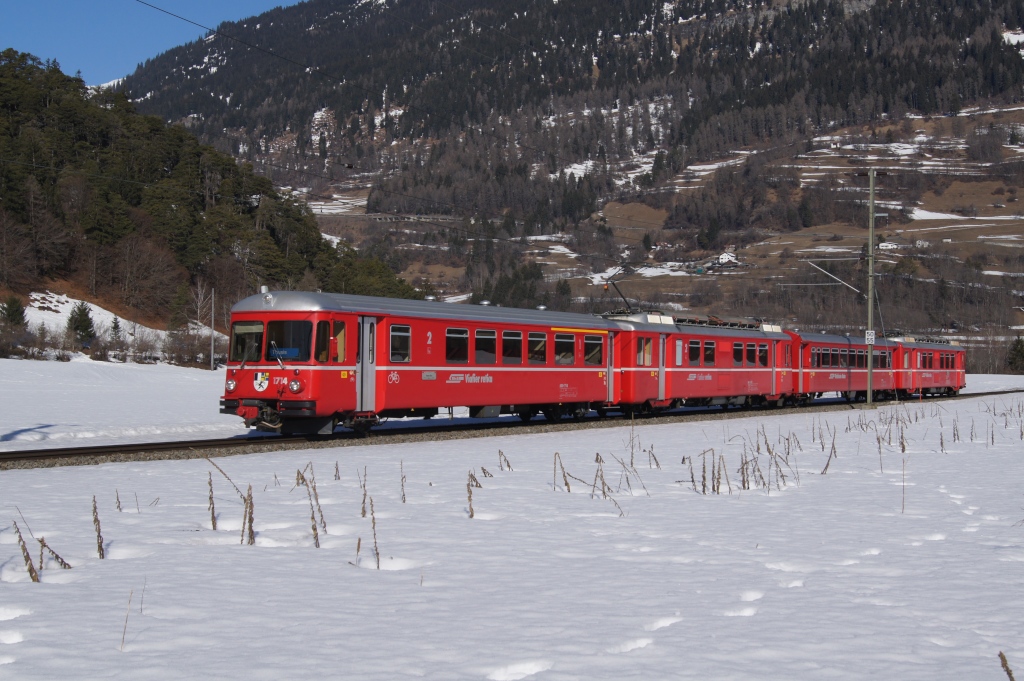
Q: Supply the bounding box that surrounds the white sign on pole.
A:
[865,330,876,345]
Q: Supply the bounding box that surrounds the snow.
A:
[0,358,246,451]
[1,372,1024,677]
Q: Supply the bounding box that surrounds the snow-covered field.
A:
[2,366,1024,678]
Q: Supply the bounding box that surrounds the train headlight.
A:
[288,379,303,394]
[225,379,237,392]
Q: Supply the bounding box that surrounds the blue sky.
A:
[1,1,304,85]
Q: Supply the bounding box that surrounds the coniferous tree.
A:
[66,302,95,347]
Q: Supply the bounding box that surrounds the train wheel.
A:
[542,406,562,423]
[517,409,535,423]
[595,406,607,418]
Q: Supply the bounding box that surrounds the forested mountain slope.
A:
[121,0,1024,226]
[0,50,418,324]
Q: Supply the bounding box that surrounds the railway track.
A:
[3,388,1022,469]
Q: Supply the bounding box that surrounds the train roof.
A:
[888,336,963,349]
[796,331,898,347]
[232,291,619,330]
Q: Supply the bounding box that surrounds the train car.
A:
[219,290,969,434]
[790,332,899,402]
[891,337,967,397]
[605,312,794,410]
[220,290,618,434]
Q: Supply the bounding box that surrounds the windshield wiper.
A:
[269,341,285,370]
[241,338,252,369]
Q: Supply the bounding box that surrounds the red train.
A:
[219,291,967,434]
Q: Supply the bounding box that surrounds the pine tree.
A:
[1008,337,1024,374]
[0,296,27,327]
[66,301,95,347]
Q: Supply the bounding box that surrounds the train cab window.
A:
[446,328,469,363]
[315,321,331,363]
[230,321,264,363]
[266,321,313,362]
[555,333,575,365]
[758,344,769,367]
[675,339,683,367]
[390,324,411,363]
[704,341,716,366]
[746,343,756,366]
[333,321,346,362]
[637,337,653,367]
[584,335,604,366]
[475,329,497,364]
[502,331,523,364]
[689,340,702,366]
[733,343,744,366]
[528,332,547,364]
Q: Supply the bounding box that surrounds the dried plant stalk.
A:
[498,450,513,471]
[116,489,123,512]
[308,463,327,533]
[208,472,217,530]
[401,460,408,502]
[246,485,255,545]
[13,521,39,582]
[120,590,133,652]
[369,496,380,569]
[38,537,71,570]
[305,479,320,548]
[360,466,368,518]
[92,496,105,559]
[205,456,244,500]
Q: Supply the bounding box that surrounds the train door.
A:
[357,316,378,412]
[658,334,667,401]
[606,333,616,403]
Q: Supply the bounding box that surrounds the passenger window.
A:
[332,322,345,362]
[528,332,547,364]
[811,348,818,368]
[555,334,575,365]
[446,328,469,363]
[704,341,716,366]
[230,321,264,363]
[315,321,331,363]
[502,331,522,364]
[584,335,603,366]
[746,343,756,366]
[733,342,744,366]
[839,350,848,368]
[785,344,791,368]
[689,340,701,366]
[830,348,839,368]
[637,338,652,367]
[476,329,497,364]
[758,343,769,367]
[390,324,411,363]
